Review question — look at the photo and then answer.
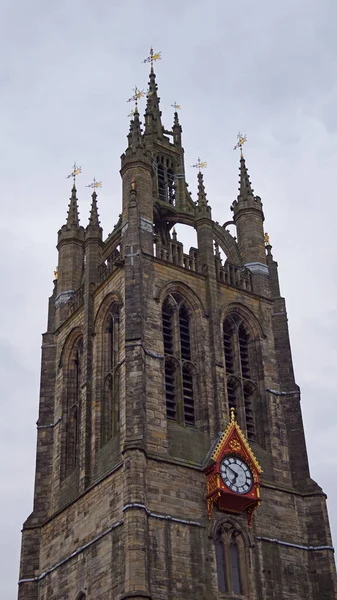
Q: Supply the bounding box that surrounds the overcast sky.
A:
[1,1,337,598]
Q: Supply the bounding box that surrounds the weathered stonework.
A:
[18,65,336,600]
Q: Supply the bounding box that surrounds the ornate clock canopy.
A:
[204,409,263,526]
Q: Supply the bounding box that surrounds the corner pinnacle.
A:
[88,191,100,229]
[238,155,254,199]
[66,184,80,227]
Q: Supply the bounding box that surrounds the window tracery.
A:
[215,522,247,596]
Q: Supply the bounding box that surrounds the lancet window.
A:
[65,337,83,476]
[101,304,120,446]
[215,523,247,595]
[223,314,257,441]
[156,155,175,205]
[162,294,196,426]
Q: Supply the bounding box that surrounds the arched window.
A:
[162,294,196,426]
[215,523,247,596]
[223,314,257,441]
[156,156,175,206]
[65,337,83,476]
[101,304,120,446]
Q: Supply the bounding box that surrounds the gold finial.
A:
[86,177,102,190]
[264,232,270,246]
[191,157,207,171]
[67,161,82,184]
[233,133,247,157]
[54,266,58,280]
[131,177,136,191]
[171,102,181,111]
[230,407,236,422]
[142,47,161,71]
[127,85,145,114]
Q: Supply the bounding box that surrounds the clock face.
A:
[220,455,253,494]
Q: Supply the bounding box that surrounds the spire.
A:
[66,184,80,227]
[196,170,211,217]
[172,107,182,146]
[128,107,143,150]
[88,191,100,229]
[238,155,254,200]
[197,171,208,206]
[144,68,163,137]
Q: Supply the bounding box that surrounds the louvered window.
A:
[162,295,197,426]
[223,315,257,441]
[156,156,176,206]
[65,337,83,476]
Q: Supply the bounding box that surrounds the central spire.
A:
[143,48,163,138]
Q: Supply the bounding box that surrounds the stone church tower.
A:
[18,61,336,600]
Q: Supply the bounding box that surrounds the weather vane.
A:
[86,177,102,190]
[233,132,247,157]
[67,162,82,184]
[127,85,145,115]
[171,102,181,111]
[142,47,161,71]
[191,157,207,171]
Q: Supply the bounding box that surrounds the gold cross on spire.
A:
[142,47,161,71]
[233,132,247,157]
[67,162,82,184]
[127,85,145,112]
[191,157,207,171]
[171,102,181,111]
[86,177,102,190]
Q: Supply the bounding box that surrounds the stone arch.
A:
[210,515,253,548]
[212,517,253,597]
[59,326,83,369]
[221,302,266,341]
[213,222,241,265]
[93,291,123,334]
[155,280,207,318]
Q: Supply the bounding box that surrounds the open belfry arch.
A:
[18,49,336,600]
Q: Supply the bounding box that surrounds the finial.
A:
[142,47,161,72]
[233,133,247,158]
[191,157,207,172]
[127,85,145,113]
[264,232,270,246]
[54,266,58,280]
[171,102,181,111]
[230,407,236,422]
[66,162,82,185]
[86,177,102,191]
[172,227,177,241]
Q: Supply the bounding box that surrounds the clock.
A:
[220,455,253,494]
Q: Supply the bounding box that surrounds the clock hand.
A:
[227,465,239,483]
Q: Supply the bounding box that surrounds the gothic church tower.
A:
[18,58,336,600]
